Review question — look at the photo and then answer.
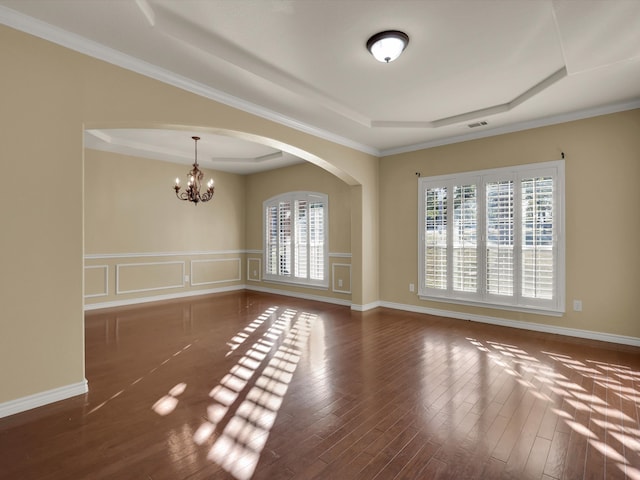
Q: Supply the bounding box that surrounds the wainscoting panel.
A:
[332,263,352,294]
[84,265,108,298]
[84,251,355,309]
[191,258,241,286]
[247,258,261,282]
[85,251,247,310]
[116,261,185,294]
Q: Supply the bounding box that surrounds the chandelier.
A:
[173,136,215,205]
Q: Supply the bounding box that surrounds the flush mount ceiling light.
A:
[366,30,409,63]
[173,136,215,205]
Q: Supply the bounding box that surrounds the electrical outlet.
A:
[253,270,257,277]
[573,300,582,312]
[409,283,415,292]
[184,275,190,283]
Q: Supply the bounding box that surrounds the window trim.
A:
[263,191,329,289]
[418,160,565,315]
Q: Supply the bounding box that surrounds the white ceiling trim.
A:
[2,5,638,159]
[134,0,155,27]
[153,4,570,132]
[382,98,640,157]
[211,151,283,164]
[153,4,373,128]
[432,67,568,128]
[371,67,567,129]
[0,5,377,156]
[85,129,191,160]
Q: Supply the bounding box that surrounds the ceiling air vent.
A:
[468,120,488,128]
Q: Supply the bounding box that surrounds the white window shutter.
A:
[263,192,328,288]
[418,161,564,315]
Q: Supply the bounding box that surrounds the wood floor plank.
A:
[503,395,551,477]
[393,440,442,480]
[369,427,435,479]
[416,457,449,479]
[356,422,420,479]
[524,435,552,479]
[0,291,639,480]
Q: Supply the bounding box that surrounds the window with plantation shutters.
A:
[486,179,514,297]
[264,192,328,288]
[521,175,554,300]
[418,161,565,314]
[453,184,478,293]
[424,187,447,290]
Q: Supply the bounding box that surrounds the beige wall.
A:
[0,25,378,406]
[85,149,245,254]
[0,28,85,402]
[84,149,246,307]
[380,110,640,338]
[84,153,352,306]
[2,22,637,411]
[77,33,379,308]
[245,162,352,301]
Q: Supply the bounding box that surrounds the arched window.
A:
[263,192,328,288]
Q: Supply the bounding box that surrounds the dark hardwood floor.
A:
[1,291,639,479]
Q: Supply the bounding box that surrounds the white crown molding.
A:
[382,99,640,157]
[154,5,373,129]
[372,67,568,129]
[0,380,88,419]
[0,5,378,157]
[134,0,155,27]
[2,6,637,161]
[85,129,191,160]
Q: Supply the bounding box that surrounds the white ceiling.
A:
[2,0,640,173]
[84,128,304,174]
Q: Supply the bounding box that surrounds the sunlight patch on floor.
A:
[467,338,640,477]
[152,382,187,416]
[176,307,318,479]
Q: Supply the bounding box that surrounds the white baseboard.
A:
[85,284,352,311]
[0,379,88,419]
[351,301,382,312]
[84,285,245,311]
[245,285,352,307]
[84,287,639,348]
[379,301,640,347]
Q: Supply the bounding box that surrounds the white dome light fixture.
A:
[366,30,409,63]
